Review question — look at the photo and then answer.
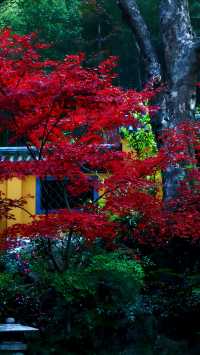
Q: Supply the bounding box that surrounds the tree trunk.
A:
[159,0,197,128]
[159,0,199,199]
[118,0,200,199]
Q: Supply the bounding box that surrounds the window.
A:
[36,177,98,214]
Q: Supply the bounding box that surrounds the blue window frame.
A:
[36,177,98,214]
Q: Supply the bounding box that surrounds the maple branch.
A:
[38,71,70,159]
[38,104,59,160]
[38,107,66,159]
[93,189,112,204]
[23,139,38,160]
[19,206,33,217]
[39,117,60,161]
[93,184,126,205]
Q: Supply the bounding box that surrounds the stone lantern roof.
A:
[0,318,38,332]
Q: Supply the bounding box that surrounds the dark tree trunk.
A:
[118,0,200,199]
[159,0,199,199]
[159,0,198,128]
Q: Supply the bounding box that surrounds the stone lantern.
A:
[0,317,38,354]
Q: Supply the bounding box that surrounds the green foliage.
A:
[121,113,157,159]
[52,251,143,303]
[0,0,82,57]
[0,246,146,353]
[0,272,12,289]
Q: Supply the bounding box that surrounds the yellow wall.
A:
[121,138,137,158]
[7,178,22,227]
[21,176,36,224]
[0,180,7,232]
[121,138,163,199]
[0,139,163,231]
[0,176,36,230]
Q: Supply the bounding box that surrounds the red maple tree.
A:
[0,29,200,249]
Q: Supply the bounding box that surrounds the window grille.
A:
[36,178,97,214]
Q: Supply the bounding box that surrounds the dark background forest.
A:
[0,0,199,88]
